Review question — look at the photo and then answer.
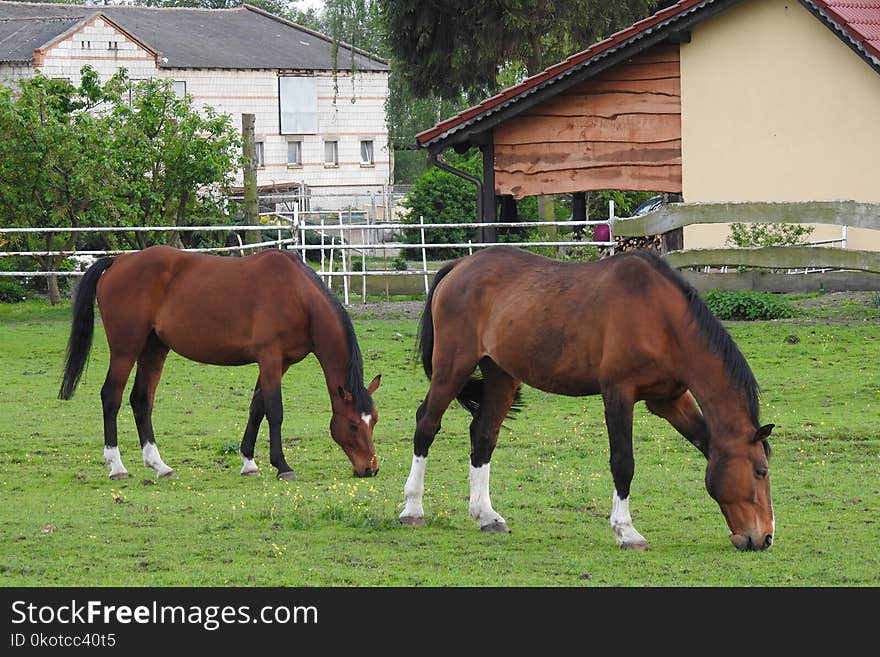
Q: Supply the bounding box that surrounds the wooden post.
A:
[241,113,259,252]
[480,142,497,243]
[571,192,587,238]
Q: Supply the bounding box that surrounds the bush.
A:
[0,279,28,302]
[399,150,481,259]
[704,289,799,321]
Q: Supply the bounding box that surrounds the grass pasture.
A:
[0,297,879,587]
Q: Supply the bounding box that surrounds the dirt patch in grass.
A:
[346,300,425,321]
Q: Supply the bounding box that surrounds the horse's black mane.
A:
[630,250,762,428]
[282,251,374,413]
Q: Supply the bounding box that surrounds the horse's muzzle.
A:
[354,455,379,478]
[730,532,773,551]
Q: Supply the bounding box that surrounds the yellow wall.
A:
[680,0,880,250]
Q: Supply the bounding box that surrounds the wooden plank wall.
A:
[494,44,682,199]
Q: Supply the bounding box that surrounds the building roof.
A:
[415,0,880,151]
[805,0,880,61]
[0,16,80,63]
[0,1,389,71]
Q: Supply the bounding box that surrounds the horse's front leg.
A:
[259,361,295,481]
[603,386,649,551]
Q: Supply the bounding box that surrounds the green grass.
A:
[1,299,878,587]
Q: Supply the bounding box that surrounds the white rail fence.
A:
[0,209,614,305]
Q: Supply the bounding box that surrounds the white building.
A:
[0,2,392,211]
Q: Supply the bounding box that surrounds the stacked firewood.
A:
[613,234,662,252]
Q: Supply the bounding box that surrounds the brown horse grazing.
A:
[59,245,381,481]
[399,245,774,551]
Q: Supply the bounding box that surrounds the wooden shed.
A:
[415,0,880,286]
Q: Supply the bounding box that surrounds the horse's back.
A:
[430,246,690,395]
[96,247,315,365]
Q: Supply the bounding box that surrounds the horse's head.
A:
[331,374,381,477]
[705,424,775,551]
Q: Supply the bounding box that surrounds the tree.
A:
[0,66,241,303]
[379,1,660,98]
[101,73,241,250]
[0,69,114,304]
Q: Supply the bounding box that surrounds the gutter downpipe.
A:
[428,150,483,224]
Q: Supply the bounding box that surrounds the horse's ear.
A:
[367,374,381,394]
[337,386,353,402]
[753,424,774,442]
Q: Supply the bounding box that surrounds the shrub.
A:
[399,150,481,259]
[0,279,27,302]
[704,289,799,321]
[727,223,814,248]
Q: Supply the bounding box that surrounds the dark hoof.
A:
[620,540,650,552]
[158,470,176,479]
[399,516,425,527]
[241,470,261,477]
[480,520,510,533]
[109,472,130,480]
[276,471,297,482]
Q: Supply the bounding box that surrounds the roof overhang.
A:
[416,0,880,154]
[415,0,742,153]
[799,0,880,74]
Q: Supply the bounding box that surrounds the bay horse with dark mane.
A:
[400,245,774,551]
[59,245,381,481]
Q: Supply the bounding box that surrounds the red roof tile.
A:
[415,0,708,147]
[814,1,880,59]
[416,0,880,149]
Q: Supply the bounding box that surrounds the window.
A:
[279,76,318,134]
[287,140,302,167]
[108,41,119,50]
[360,140,374,166]
[324,140,338,167]
[128,79,186,103]
[255,142,265,168]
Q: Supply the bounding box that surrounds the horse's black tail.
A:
[416,257,523,419]
[59,256,114,400]
[417,259,456,381]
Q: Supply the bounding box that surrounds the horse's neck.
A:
[308,294,351,396]
[686,349,755,443]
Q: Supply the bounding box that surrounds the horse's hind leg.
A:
[130,332,173,478]
[467,359,520,533]
[602,385,649,551]
[238,380,264,476]
[100,355,137,480]
[645,391,709,458]
[400,362,476,527]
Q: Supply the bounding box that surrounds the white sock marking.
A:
[103,446,128,479]
[142,442,173,477]
[610,489,648,547]
[240,452,260,476]
[469,463,506,528]
[400,455,426,521]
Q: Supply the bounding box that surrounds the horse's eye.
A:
[348,422,358,432]
[755,467,768,479]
